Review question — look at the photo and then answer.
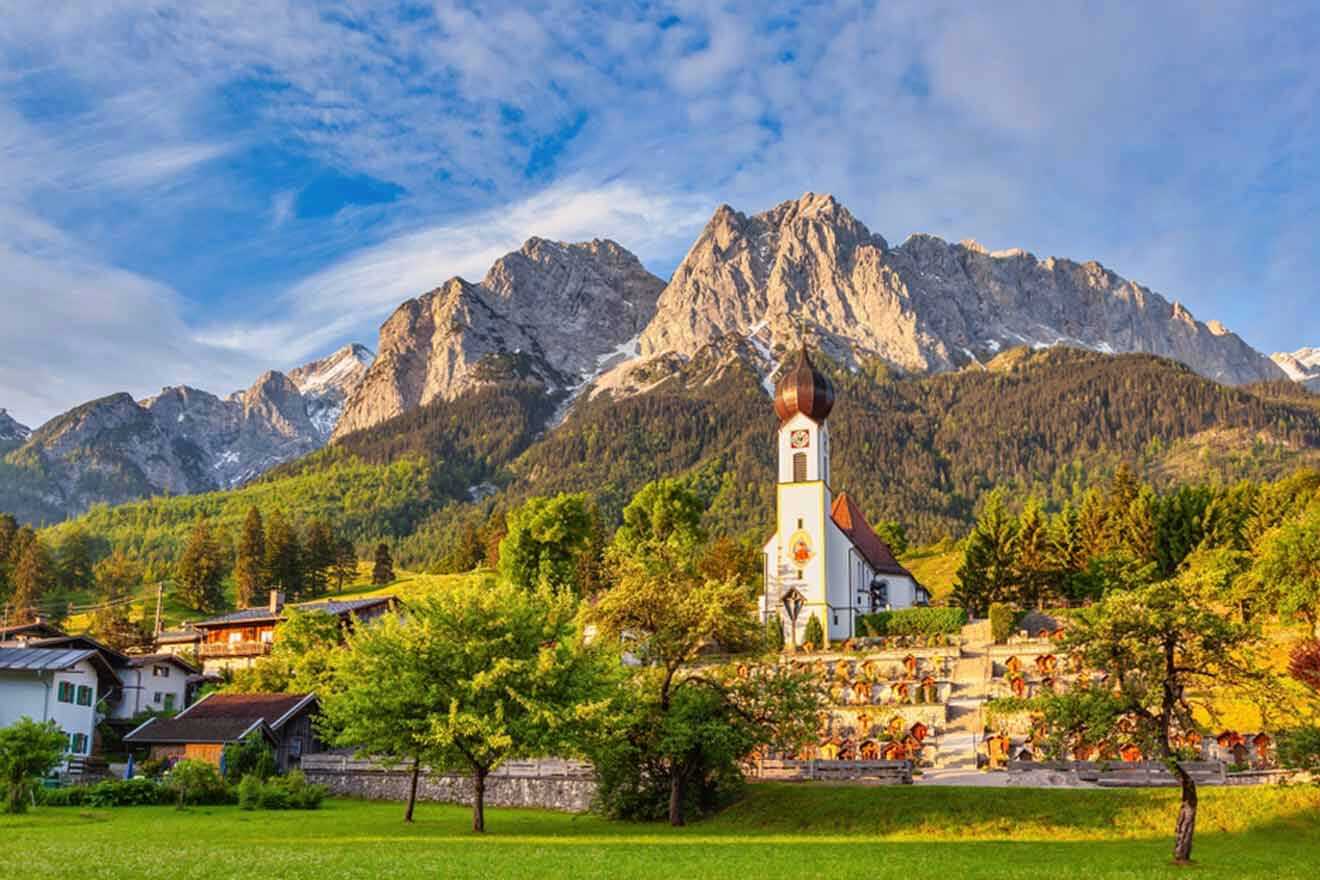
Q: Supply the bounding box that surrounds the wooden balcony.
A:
[198,641,273,659]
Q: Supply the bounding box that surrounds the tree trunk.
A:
[404,756,421,823]
[472,766,487,833]
[1171,762,1198,864]
[668,768,686,827]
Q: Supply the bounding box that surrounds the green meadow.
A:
[5,783,1319,880]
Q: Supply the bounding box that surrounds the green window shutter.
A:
[58,682,74,702]
[76,685,93,706]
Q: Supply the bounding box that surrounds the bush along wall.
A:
[857,607,968,637]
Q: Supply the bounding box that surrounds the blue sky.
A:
[0,1,1317,426]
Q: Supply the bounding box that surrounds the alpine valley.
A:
[9,194,1320,570]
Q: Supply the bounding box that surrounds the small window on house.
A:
[228,631,243,644]
[288,736,303,758]
[792,452,807,482]
[74,732,88,754]
[153,665,169,678]
[153,691,163,704]
[57,681,75,703]
[260,629,274,643]
[75,685,93,706]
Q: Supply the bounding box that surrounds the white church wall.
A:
[824,519,854,641]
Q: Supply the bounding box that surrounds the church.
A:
[762,346,929,647]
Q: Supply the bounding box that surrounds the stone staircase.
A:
[932,619,994,772]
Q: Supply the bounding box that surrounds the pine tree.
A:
[332,539,357,593]
[175,517,226,613]
[1012,498,1055,608]
[90,550,147,651]
[263,510,303,600]
[304,519,336,597]
[372,543,394,586]
[952,489,1020,616]
[235,506,265,608]
[9,539,56,623]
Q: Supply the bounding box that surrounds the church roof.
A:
[774,346,834,424]
[830,493,912,577]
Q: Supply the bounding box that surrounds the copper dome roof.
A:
[774,346,834,424]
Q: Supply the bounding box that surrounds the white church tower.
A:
[762,346,928,649]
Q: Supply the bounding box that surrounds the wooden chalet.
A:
[124,692,319,771]
[191,591,398,673]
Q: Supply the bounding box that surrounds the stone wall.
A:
[302,755,596,813]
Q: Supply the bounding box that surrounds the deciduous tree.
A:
[323,582,609,831]
[0,717,68,813]
[497,493,592,594]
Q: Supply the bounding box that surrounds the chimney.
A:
[269,590,285,614]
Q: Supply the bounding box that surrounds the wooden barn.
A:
[124,692,319,771]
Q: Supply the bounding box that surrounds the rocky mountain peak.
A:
[0,408,30,446]
[331,237,665,440]
[1272,347,1320,391]
[625,194,1284,391]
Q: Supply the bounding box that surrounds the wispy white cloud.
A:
[197,178,711,364]
[0,0,1316,425]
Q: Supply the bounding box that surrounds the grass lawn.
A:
[6,783,1319,879]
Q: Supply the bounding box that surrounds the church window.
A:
[796,518,803,529]
[792,452,806,482]
[832,613,838,626]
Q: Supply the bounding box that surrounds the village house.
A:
[124,692,320,771]
[762,347,930,646]
[152,625,202,659]
[110,653,199,719]
[190,592,398,674]
[0,646,121,765]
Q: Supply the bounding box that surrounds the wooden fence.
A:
[750,758,913,784]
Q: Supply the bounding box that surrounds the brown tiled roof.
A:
[123,692,315,746]
[830,493,912,577]
[192,595,395,629]
[180,693,316,729]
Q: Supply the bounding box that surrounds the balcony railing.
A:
[198,641,273,659]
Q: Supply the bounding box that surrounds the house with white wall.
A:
[0,647,120,762]
[111,653,198,719]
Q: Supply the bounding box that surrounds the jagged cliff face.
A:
[0,408,28,453]
[332,237,664,439]
[628,193,1285,390]
[1,344,373,522]
[1272,348,1320,392]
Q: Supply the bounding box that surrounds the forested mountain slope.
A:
[42,347,1320,575]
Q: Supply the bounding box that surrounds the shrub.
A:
[989,603,1016,644]
[137,756,170,779]
[237,774,262,810]
[1,717,69,814]
[803,614,825,650]
[858,607,967,638]
[164,759,230,808]
[37,785,88,807]
[763,616,785,653]
[238,770,326,811]
[1278,725,1320,772]
[222,736,277,782]
[85,777,165,806]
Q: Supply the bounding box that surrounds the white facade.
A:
[112,657,192,719]
[761,412,925,647]
[0,658,102,759]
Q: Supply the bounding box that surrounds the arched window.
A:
[792,452,807,482]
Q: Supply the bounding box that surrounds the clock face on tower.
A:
[789,429,810,449]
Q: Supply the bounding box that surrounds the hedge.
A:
[989,603,1016,644]
[857,607,967,637]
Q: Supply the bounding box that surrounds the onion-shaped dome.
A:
[774,346,834,423]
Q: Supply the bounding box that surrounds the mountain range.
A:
[3,193,1316,524]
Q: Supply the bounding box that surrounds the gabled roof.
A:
[123,692,316,746]
[125,653,200,675]
[829,493,913,578]
[21,635,131,669]
[154,627,200,645]
[0,621,66,640]
[191,595,396,629]
[0,646,120,684]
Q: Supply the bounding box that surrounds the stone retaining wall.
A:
[301,755,596,813]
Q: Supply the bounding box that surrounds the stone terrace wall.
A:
[302,754,596,813]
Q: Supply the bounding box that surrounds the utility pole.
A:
[153,582,165,637]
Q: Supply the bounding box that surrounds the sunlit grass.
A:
[6,783,1318,879]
